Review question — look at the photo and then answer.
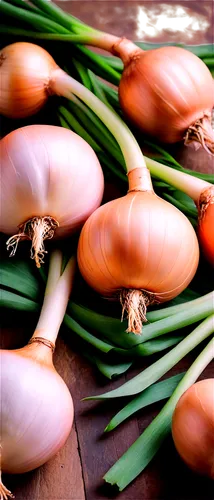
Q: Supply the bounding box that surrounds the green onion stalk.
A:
[103,332,214,490]
[84,309,214,399]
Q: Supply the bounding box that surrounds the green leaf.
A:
[104,336,214,490]
[84,314,213,399]
[0,258,41,301]
[105,372,184,431]
[83,351,132,379]
[0,289,39,312]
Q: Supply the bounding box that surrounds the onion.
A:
[0,124,104,266]
[77,167,199,334]
[31,26,214,153]
[172,378,214,479]
[0,41,56,118]
[117,45,214,152]
[0,251,75,499]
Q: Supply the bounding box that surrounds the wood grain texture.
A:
[1,1,214,499]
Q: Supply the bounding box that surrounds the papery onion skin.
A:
[118,47,214,144]
[78,168,199,331]
[0,346,74,474]
[172,379,214,479]
[0,42,58,118]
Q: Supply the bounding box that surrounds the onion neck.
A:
[30,250,76,348]
[145,156,211,205]
[74,32,141,66]
[50,68,147,175]
[128,168,153,192]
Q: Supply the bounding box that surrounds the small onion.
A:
[172,378,214,479]
[0,124,104,266]
[0,42,56,118]
[77,167,199,334]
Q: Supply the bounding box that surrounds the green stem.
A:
[32,252,76,345]
[0,1,68,33]
[0,26,104,43]
[6,0,43,14]
[51,69,146,173]
[58,107,126,181]
[84,314,214,399]
[104,335,214,490]
[145,156,211,203]
[30,0,95,33]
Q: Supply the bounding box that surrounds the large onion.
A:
[0,124,104,266]
[77,167,199,333]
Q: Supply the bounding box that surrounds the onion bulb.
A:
[116,45,214,152]
[38,29,214,153]
[172,378,214,479]
[0,251,75,499]
[77,167,199,334]
[0,124,104,267]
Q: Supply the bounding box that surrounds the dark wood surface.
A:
[1,2,214,499]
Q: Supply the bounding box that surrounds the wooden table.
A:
[1,1,214,499]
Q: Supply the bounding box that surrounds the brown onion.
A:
[77,167,199,334]
[172,378,214,479]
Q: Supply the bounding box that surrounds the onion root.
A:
[6,216,59,268]
[184,114,214,154]
[120,289,158,334]
[0,472,14,499]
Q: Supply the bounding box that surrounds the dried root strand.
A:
[6,216,59,268]
[120,289,157,334]
[184,113,214,154]
[0,473,14,500]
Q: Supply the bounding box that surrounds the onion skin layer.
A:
[172,379,214,479]
[78,177,199,317]
[118,47,214,144]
